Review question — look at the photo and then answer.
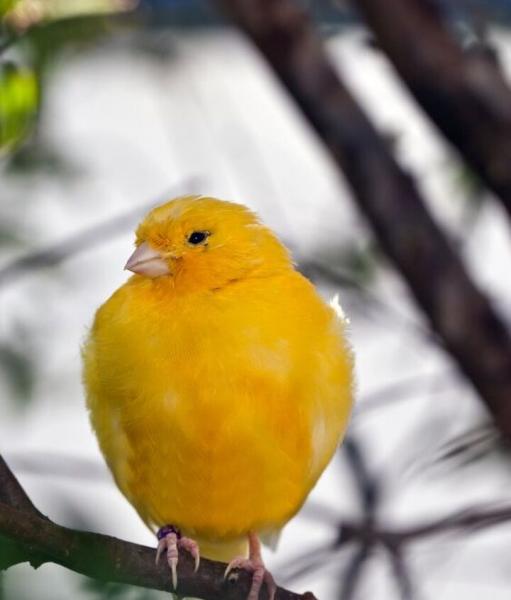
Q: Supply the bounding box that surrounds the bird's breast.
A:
[86,274,352,540]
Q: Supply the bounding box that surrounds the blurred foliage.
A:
[0,0,137,162]
[342,240,379,287]
[0,1,17,18]
[452,163,485,206]
[5,139,75,174]
[0,537,30,572]
[3,0,136,29]
[0,341,35,403]
[0,224,24,247]
[82,578,170,600]
[306,239,380,291]
[450,163,487,240]
[0,61,38,153]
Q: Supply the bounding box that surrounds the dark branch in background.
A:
[342,438,380,518]
[340,439,411,600]
[353,0,511,223]
[0,457,315,600]
[279,501,511,587]
[385,545,413,600]
[215,0,511,439]
[338,438,377,600]
[339,543,370,600]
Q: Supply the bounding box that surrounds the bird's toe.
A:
[155,526,200,590]
[224,556,276,600]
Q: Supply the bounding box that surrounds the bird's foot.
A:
[155,525,200,590]
[224,533,277,600]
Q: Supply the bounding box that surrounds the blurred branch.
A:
[0,179,199,288]
[356,369,453,415]
[338,502,511,547]
[354,0,511,223]
[0,206,145,288]
[385,545,414,600]
[343,438,380,517]
[279,502,511,591]
[0,456,315,600]
[215,0,511,439]
[339,543,369,600]
[392,503,511,542]
[337,439,380,599]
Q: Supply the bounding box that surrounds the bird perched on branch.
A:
[83,195,353,600]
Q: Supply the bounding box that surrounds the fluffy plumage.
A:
[83,195,353,562]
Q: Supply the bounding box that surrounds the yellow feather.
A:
[83,196,353,561]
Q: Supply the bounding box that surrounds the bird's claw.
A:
[155,528,200,590]
[224,556,277,600]
[179,535,201,573]
[169,555,178,590]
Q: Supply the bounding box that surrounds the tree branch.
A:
[353,0,511,223]
[391,503,511,542]
[0,459,315,600]
[0,456,44,518]
[214,0,511,439]
[2,452,511,597]
[337,504,511,549]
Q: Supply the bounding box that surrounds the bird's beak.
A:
[124,242,171,277]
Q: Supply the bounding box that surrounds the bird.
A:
[82,195,353,600]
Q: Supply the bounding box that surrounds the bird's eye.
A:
[187,231,209,245]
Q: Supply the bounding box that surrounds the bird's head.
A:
[125,196,292,291]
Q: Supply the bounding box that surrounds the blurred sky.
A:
[2,16,511,600]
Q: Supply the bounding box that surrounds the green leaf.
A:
[0,61,38,153]
[81,578,171,600]
[343,241,378,286]
[82,579,134,599]
[0,0,18,19]
[0,342,34,402]
[0,226,23,246]
[4,0,135,27]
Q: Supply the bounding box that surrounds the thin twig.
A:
[342,437,380,517]
[392,504,511,542]
[339,544,370,600]
[385,545,414,600]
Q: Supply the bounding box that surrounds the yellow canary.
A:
[83,196,353,598]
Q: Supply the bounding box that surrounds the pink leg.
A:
[155,525,200,590]
[225,533,277,600]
